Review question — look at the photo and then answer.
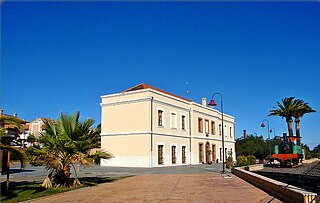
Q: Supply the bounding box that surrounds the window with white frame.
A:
[230,127,232,137]
[158,109,164,127]
[170,112,177,129]
[225,125,227,137]
[211,121,215,135]
[198,118,203,133]
[181,115,186,130]
[205,119,209,134]
[219,124,222,136]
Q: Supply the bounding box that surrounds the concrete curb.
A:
[233,166,318,203]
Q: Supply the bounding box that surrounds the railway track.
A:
[254,160,320,197]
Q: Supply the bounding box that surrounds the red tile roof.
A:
[124,83,192,102]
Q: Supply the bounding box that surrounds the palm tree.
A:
[27,111,111,188]
[0,115,26,190]
[269,97,296,137]
[292,99,316,145]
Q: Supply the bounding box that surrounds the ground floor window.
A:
[220,147,222,162]
[225,148,228,160]
[172,146,176,164]
[158,145,164,164]
[182,146,186,163]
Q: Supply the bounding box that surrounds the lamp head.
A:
[208,99,217,107]
[261,123,265,128]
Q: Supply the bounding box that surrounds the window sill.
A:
[170,128,177,130]
[157,126,165,128]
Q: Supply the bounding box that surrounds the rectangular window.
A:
[230,148,233,158]
[170,112,177,129]
[182,146,186,163]
[158,110,163,127]
[219,124,222,136]
[211,121,215,135]
[181,115,186,130]
[230,127,232,137]
[172,146,176,164]
[220,148,222,162]
[158,145,164,164]
[205,119,209,134]
[198,118,203,133]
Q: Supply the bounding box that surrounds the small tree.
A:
[27,134,36,146]
[27,111,112,188]
[0,115,26,190]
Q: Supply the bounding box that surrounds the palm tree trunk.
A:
[6,150,10,190]
[295,117,301,145]
[286,118,294,137]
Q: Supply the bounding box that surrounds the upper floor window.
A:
[225,125,227,137]
[230,127,232,137]
[158,110,163,127]
[170,112,177,129]
[219,124,222,136]
[181,115,186,130]
[205,119,209,134]
[211,121,215,135]
[198,118,203,133]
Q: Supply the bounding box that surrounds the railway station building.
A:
[100,84,236,167]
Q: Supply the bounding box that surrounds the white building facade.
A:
[100,84,236,167]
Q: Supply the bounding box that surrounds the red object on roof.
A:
[124,83,192,102]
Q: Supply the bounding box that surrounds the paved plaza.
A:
[1,163,281,202]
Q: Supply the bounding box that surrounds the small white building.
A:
[100,84,235,167]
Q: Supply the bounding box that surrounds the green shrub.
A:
[236,155,256,167]
[247,155,256,165]
[236,155,247,167]
[226,156,234,169]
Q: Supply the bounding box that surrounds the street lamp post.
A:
[208,93,225,174]
[261,119,271,156]
[269,128,276,139]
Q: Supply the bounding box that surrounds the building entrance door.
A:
[199,143,204,163]
[212,144,216,163]
[172,146,176,164]
[205,142,211,163]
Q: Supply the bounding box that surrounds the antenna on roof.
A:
[186,81,189,96]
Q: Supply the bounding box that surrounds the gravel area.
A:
[255,160,320,196]
[259,160,320,176]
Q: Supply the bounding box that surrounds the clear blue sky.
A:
[1,2,319,148]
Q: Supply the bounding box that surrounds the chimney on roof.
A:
[243,130,247,139]
[14,112,17,117]
[202,97,207,106]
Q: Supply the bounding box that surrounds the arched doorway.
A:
[205,142,211,163]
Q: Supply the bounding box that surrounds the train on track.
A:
[272,133,303,166]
